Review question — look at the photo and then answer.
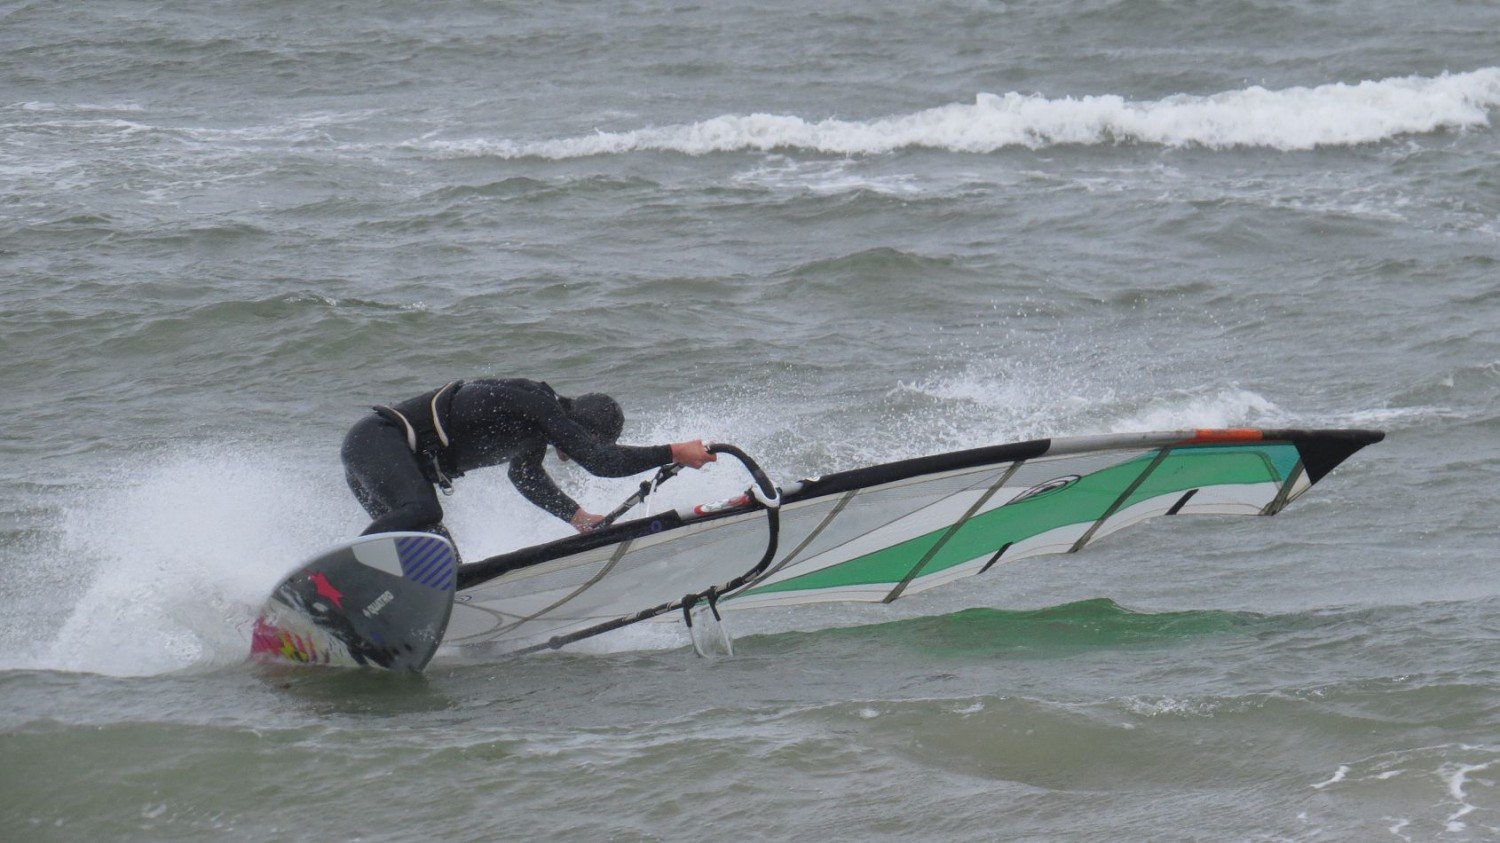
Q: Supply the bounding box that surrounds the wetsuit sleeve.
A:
[566,440,675,478]
[509,388,674,478]
[508,447,579,522]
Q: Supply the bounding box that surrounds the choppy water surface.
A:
[3,1,1499,840]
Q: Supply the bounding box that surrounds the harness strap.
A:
[373,380,465,494]
[428,379,459,448]
[374,403,421,452]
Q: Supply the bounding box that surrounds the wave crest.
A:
[431,68,1500,159]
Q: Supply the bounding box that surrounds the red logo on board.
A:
[308,572,345,609]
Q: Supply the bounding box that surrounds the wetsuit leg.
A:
[340,413,445,536]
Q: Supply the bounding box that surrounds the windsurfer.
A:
[340,379,715,547]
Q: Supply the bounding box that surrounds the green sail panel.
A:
[738,442,1303,600]
[448,430,1381,655]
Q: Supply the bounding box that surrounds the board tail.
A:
[251,532,457,672]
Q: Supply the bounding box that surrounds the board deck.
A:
[250,532,457,672]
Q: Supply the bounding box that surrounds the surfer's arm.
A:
[534,406,713,474]
[508,448,579,523]
[501,389,675,476]
[550,425,673,477]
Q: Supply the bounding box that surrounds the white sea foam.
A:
[22,448,363,676]
[1441,758,1495,833]
[1308,744,1500,837]
[427,68,1500,159]
[730,156,924,195]
[892,352,1294,448]
[1107,387,1287,433]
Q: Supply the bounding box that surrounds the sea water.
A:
[3,1,1499,840]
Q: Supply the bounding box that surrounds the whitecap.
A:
[424,68,1500,160]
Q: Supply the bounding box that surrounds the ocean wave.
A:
[427,68,1500,159]
[746,600,1260,660]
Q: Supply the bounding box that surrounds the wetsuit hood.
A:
[569,392,624,444]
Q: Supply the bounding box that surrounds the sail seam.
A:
[1070,447,1173,552]
[883,461,1024,602]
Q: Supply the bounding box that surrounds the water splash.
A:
[11,447,358,676]
[425,68,1500,159]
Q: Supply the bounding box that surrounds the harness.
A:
[373,380,464,494]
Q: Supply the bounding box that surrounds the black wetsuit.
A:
[341,379,672,540]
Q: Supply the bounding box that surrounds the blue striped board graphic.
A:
[397,536,456,591]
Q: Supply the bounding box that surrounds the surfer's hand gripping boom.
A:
[572,442,716,532]
[670,439,716,469]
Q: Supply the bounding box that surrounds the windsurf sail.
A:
[447,428,1383,655]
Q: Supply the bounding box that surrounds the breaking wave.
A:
[426,68,1500,159]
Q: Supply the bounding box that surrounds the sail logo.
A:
[1008,475,1081,504]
